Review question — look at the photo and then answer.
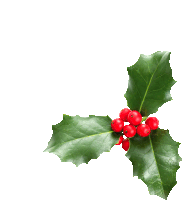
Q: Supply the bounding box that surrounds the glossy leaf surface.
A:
[124,51,176,116]
[126,128,182,200]
[44,114,119,166]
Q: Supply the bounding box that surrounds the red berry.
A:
[119,108,131,122]
[111,118,124,132]
[123,124,136,138]
[145,117,159,130]
[122,139,130,151]
[115,136,123,145]
[127,110,142,126]
[137,124,151,137]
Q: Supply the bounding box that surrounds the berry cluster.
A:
[111,108,159,151]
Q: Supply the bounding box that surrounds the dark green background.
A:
[1,1,182,200]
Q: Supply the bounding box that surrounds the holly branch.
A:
[44,51,182,200]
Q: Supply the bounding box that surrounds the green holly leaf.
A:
[126,128,182,200]
[124,51,176,116]
[43,114,119,166]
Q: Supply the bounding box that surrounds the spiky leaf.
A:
[44,114,119,166]
[124,51,176,116]
[126,128,182,200]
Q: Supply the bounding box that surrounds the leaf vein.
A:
[51,131,113,150]
[138,53,167,113]
[135,69,147,84]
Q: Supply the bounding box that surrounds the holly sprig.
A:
[44,51,182,200]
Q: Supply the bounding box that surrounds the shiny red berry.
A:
[115,136,123,145]
[127,110,142,126]
[122,138,130,151]
[137,124,151,137]
[119,108,131,122]
[111,118,124,132]
[123,124,136,138]
[145,117,159,130]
